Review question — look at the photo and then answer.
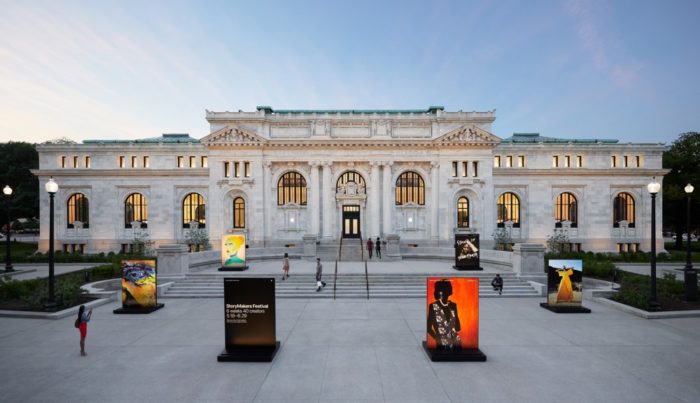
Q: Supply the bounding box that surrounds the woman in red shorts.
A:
[77,305,93,356]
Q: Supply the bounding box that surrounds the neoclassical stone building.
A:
[33,106,667,256]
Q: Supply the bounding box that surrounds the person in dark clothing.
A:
[366,238,374,259]
[375,237,382,259]
[315,258,327,292]
[491,274,503,295]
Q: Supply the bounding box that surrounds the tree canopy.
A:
[663,132,700,246]
[0,142,39,231]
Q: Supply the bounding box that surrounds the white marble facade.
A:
[33,107,668,254]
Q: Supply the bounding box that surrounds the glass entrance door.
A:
[342,205,360,238]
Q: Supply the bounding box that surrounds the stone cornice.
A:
[31,169,210,177]
[493,168,671,176]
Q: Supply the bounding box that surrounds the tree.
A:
[0,142,39,231]
[663,132,700,248]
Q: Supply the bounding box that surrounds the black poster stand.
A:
[422,342,487,361]
[453,234,482,270]
[539,303,591,313]
[218,277,279,362]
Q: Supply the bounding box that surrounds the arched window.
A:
[613,192,635,227]
[67,193,89,228]
[277,171,307,205]
[336,171,366,194]
[457,197,469,228]
[555,192,578,227]
[183,193,205,228]
[125,193,148,228]
[395,171,425,205]
[233,197,245,228]
[497,192,520,228]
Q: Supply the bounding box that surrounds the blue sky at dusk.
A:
[1,0,698,144]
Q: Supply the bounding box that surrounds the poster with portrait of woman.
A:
[426,277,479,350]
[221,234,246,268]
[546,259,583,306]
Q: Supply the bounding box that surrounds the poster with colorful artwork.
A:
[546,259,583,306]
[426,277,479,350]
[121,260,157,309]
[221,234,246,268]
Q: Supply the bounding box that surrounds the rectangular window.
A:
[234,162,240,177]
[72,156,78,168]
[452,161,458,177]
[472,161,478,177]
[462,161,468,177]
[564,155,571,168]
[119,156,125,168]
[518,155,525,167]
[494,156,501,168]
[177,156,184,168]
[201,156,208,168]
[189,156,196,168]
[553,156,559,167]
[506,155,513,168]
[224,162,230,178]
[635,155,641,167]
[611,155,617,168]
[576,155,582,168]
[85,156,91,168]
[131,156,137,168]
[244,161,250,177]
[143,156,149,168]
[623,155,629,168]
[61,156,67,168]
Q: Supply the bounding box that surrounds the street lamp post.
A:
[684,183,697,301]
[45,178,59,310]
[647,179,661,311]
[3,185,13,272]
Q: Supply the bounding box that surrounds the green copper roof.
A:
[83,133,199,144]
[501,133,619,144]
[256,106,445,114]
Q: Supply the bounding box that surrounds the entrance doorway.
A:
[342,205,360,238]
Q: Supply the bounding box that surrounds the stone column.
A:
[431,161,439,240]
[309,161,320,236]
[382,161,393,236]
[156,244,190,277]
[512,243,546,283]
[322,161,333,239]
[370,161,381,238]
[263,161,272,243]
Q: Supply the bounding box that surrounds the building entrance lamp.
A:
[684,183,697,301]
[647,179,661,311]
[3,185,13,272]
[45,178,59,310]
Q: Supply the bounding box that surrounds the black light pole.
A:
[684,183,697,301]
[647,179,661,311]
[45,178,59,310]
[3,185,13,272]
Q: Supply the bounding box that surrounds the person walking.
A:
[375,237,382,259]
[366,238,374,259]
[76,305,93,356]
[491,274,503,295]
[281,253,290,280]
[315,258,327,292]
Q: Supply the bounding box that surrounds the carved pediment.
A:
[201,125,268,146]
[433,125,501,145]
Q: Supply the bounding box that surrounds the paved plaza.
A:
[1,277,699,402]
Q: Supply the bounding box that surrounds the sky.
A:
[1,0,698,145]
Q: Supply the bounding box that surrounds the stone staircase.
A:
[162,272,542,299]
[315,238,366,261]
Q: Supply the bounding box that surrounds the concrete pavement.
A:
[1,293,699,402]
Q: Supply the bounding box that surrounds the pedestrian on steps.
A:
[375,237,382,259]
[315,258,327,292]
[282,253,290,280]
[366,238,374,259]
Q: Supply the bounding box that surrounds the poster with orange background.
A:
[426,277,479,349]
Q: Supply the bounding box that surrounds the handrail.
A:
[337,230,343,261]
[359,229,364,262]
[333,260,338,300]
[364,260,369,300]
